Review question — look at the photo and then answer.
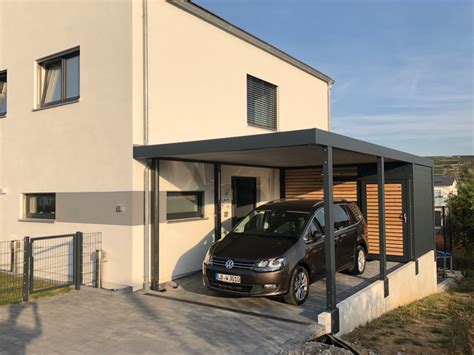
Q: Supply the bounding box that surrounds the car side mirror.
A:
[307,230,323,242]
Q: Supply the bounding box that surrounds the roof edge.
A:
[166,0,334,85]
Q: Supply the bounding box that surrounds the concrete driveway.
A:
[0,261,400,354]
[152,260,400,325]
[0,288,319,354]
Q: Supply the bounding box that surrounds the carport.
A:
[134,128,435,333]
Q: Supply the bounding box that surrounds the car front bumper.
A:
[202,263,290,297]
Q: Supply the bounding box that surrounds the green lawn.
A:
[0,271,71,306]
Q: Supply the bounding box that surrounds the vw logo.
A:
[225,259,234,269]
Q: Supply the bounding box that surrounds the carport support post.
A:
[214,163,222,240]
[151,159,160,291]
[323,146,339,334]
[377,156,389,297]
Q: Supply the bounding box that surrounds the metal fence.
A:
[0,232,102,304]
[82,232,102,287]
[0,240,24,304]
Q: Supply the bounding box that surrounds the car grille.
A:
[211,257,255,270]
[209,280,253,293]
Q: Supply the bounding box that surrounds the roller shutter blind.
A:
[247,75,277,130]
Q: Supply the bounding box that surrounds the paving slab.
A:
[0,288,315,354]
[153,260,400,324]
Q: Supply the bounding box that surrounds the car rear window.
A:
[345,203,364,224]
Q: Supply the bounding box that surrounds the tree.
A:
[448,165,474,253]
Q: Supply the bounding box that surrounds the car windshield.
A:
[232,209,310,238]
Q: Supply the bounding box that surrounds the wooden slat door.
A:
[365,182,405,257]
[285,168,358,202]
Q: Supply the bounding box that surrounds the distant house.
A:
[434,176,457,208]
[434,176,456,252]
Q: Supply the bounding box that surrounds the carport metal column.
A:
[214,163,222,240]
[151,159,160,291]
[323,146,338,334]
[377,156,389,297]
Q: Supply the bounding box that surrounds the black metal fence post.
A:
[74,232,83,290]
[22,237,31,302]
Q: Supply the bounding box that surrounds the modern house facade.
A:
[0,0,435,317]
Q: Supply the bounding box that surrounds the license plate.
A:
[216,273,241,284]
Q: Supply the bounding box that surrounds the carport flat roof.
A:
[133,128,433,168]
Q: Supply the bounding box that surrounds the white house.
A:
[0,0,435,295]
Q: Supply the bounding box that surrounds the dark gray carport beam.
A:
[133,128,433,168]
[323,146,339,334]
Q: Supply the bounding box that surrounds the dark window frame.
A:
[25,193,56,220]
[247,74,277,131]
[0,70,6,117]
[38,48,80,108]
[166,191,204,220]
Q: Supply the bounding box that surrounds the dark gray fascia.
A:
[133,128,433,168]
[166,0,334,85]
[313,129,434,168]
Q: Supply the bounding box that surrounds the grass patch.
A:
[1,271,72,306]
[343,253,474,354]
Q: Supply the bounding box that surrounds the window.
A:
[38,48,79,107]
[314,204,352,233]
[435,210,443,229]
[334,205,352,230]
[247,74,277,130]
[167,191,204,220]
[0,71,6,116]
[303,217,324,242]
[233,209,309,239]
[345,203,363,224]
[25,193,56,220]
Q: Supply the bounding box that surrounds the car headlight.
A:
[254,257,286,272]
[203,248,212,265]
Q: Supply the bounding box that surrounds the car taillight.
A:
[363,223,368,236]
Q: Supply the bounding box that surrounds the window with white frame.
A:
[38,48,79,107]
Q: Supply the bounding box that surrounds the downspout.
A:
[327,82,333,131]
[143,0,151,291]
[143,0,149,146]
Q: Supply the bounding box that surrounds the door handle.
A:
[399,213,407,223]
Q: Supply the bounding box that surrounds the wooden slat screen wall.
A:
[366,183,404,256]
[285,168,358,202]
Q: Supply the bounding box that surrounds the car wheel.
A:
[349,245,366,275]
[284,266,309,305]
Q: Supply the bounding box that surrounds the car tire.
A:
[349,245,366,275]
[284,266,310,305]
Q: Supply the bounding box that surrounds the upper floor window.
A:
[247,74,277,130]
[0,71,6,116]
[38,48,79,108]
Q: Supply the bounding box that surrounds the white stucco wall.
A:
[318,250,438,336]
[157,161,280,283]
[144,0,329,145]
[0,0,143,289]
[0,0,330,291]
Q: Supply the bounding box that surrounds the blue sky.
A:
[195,0,473,156]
